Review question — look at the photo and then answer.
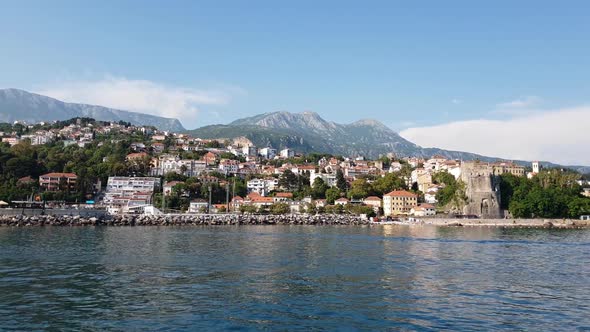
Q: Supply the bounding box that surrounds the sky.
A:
[1,1,589,165]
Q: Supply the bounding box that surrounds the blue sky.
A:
[1,1,589,164]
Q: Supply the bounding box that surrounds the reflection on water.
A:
[0,226,589,330]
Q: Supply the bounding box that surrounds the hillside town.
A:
[0,118,589,219]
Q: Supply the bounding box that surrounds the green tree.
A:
[336,169,348,191]
[325,187,341,205]
[311,177,329,199]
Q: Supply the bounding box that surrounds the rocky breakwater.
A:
[0,214,370,227]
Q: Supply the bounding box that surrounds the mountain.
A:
[0,89,185,132]
[189,111,504,161]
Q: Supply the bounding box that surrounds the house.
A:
[314,199,327,208]
[274,192,293,202]
[163,181,184,196]
[188,199,209,213]
[126,152,149,162]
[582,188,590,198]
[39,173,78,192]
[411,204,436,217]
[202,152,218,165]
[383,190,418,216]
[335,198,349,206]
[363,196,382,212]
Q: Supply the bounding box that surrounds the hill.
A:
[0,89,185,132]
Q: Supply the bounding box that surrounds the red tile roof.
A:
[384,190,417,198]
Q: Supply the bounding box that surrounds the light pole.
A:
[208,185,212,214]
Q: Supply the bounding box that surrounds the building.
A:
[335,198,349,206]
[492,162,526,177]
[310,173,337,187]
[247,178,279,196]
[219,160,239,175]
[188,199,209,213]
[273,192,294,202]
[363,196,382,213]
[280,148,295,159]
[411,204,436,217]
[104,177,159,214]
[163,181,184,196]
[383,190,418,216]
[259,147,277,159]
[39,173,78,192]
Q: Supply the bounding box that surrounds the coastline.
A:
[0,214,589,229]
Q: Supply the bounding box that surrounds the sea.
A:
[0,225,588,331]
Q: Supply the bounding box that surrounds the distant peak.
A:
[351,118,386,127]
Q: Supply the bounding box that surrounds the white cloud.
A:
[451,98,462,105]
[399,106,590,165]
[496,95,542,109]
[37,76,239,128]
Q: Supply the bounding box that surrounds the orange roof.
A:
[420,203,435,209]
[384,190,417,198]
[252,197,274,203]
[336,197,349,201]
[364,196,381,201]
[275,192,293,198]
[127,152,148,159]
[247,192,262,199]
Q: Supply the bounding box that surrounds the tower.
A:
[532,161,540,174]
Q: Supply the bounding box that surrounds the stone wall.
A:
[460,161,502,218]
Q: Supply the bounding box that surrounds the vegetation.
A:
[500,171,590,218]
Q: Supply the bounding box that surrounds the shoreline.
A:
[0,214,589,229]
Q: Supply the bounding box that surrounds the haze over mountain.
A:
[0,89,185,132]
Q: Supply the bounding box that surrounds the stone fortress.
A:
[460,161,503,218]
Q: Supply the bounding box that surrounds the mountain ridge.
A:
[190,111,590,173]
[0,88,185,132]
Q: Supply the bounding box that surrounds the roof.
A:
[364,196,382,201]
[336,198,349,202]
[40,172,77,178]
[384,190,418,198]
[126,152,148,159]
[275,192,293,198]
[252,197,274,203]
[164,181,184,186]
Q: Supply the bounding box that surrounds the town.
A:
[0,117,589,219]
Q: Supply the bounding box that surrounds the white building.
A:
[259,147,277,159]
[247,178,279,196]
[219,160,239,175]
[411,204,436,217]
[188,199,209,213]
[104,177,160,214]
[242,145,258,157]
[310,173,337,187]
[151,155,207,177]
[280,148,295,159]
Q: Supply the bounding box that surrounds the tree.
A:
[336,169,348,191]
[311,177,329,199]
[270,203,290,214]
[371,173,406,196]
[325,187,341,205]
[348,178,370,199]
[279,170,298,190]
